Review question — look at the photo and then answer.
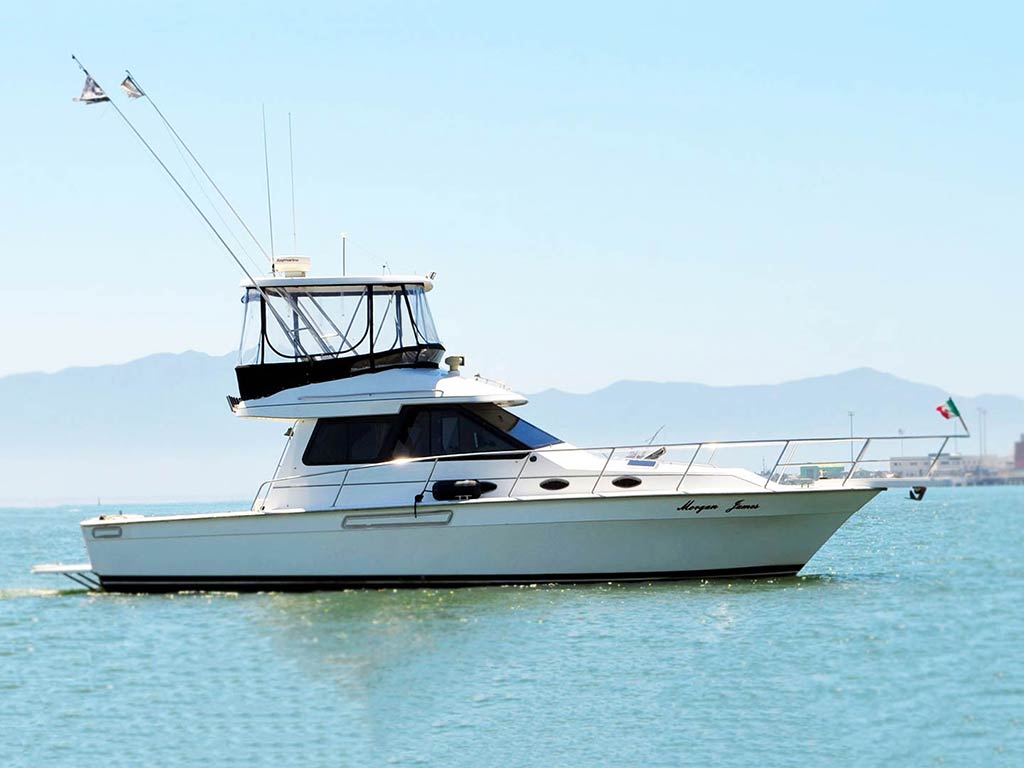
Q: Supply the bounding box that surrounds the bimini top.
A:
[235,274,444,401]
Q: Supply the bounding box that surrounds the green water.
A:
[2,487,1021,766]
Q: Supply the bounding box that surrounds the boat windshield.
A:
[238,283,441,366]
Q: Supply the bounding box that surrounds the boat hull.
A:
[83,488,882,592]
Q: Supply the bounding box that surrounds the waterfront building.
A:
[889,454,1011,478]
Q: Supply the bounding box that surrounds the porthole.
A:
[539,478,570,491]
[611,476,642,489]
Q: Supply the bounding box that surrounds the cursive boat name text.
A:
[725,499,760,513]
[677,499,761,514]
[676,499,719,514]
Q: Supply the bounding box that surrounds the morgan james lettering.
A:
[677,499,761,514]
[677,499,718,514]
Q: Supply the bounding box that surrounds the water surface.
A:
[1,488,1021,766]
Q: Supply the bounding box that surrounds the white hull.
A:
[81,488,880,591]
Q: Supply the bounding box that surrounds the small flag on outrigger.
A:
[73,75,109,104]
[935,398,960,420]
[120,75,144,99]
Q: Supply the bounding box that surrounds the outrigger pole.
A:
[71,55,265,288]
[124,69,272,263]
[71,56,321,363]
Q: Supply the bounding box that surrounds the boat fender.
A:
[431,479,498,501]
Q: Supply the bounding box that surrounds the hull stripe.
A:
[98,563,804,592]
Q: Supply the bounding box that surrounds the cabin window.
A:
[468,404,560,449]
[304,406,560,466]
[437,409,515,455]
[389,407,520,458]
[392,409,431,458]
[391,405,560,459]
[303,415,397,465]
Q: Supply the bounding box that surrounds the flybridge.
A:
[235,272,445,401]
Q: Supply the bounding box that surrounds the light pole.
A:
[977,408,988,465]
[848,411,855,464]
[898,427,905,457]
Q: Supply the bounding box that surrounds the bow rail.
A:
[251,431,965,511]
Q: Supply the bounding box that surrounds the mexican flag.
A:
[936,398,961,420]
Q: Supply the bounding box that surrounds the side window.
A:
[303,416,395,465]
[429,408,521,456]
[392,409,431,458]
[348,420,393,463]
[441,410,515,454]
[436,412,463,454]
[468,404,560,448]
[389,406,526,459]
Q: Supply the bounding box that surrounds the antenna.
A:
[262,105,275,261]
[645,425,666,446]
[288,112,297,253]
[340,232,347,275]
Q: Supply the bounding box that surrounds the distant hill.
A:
[518,368,1024,450]
[1,353,1020,504]
[0,352,283,504]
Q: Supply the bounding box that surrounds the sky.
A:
[0,1,1020,395]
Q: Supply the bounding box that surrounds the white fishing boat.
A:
[39,64,963,591]
[35,261,959,592]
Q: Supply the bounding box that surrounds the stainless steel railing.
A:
[250,431,964,511]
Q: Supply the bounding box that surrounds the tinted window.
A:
[388,407,520,458]
[468,405,560,449]
[392,409,431,458]
[432,409,519,455]
[303,416,396,465]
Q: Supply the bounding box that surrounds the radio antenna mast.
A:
[262,105,275,261]
[288,112,297,253]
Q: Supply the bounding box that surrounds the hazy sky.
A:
[1,1,1019,395]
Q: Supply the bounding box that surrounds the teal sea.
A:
[1,487,1021,766]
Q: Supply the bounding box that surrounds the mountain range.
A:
[1,352,1019,504]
